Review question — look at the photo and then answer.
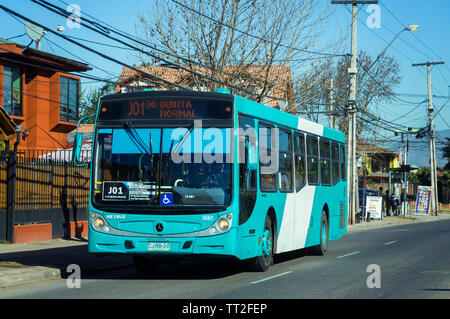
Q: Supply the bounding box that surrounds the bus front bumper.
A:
[88,227,239,259]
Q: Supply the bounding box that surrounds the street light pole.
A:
[365,25,419,75]
[412,61,445,216]
[331,0,378,225]
[348,3,358,226]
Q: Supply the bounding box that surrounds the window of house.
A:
[294,132,306,191]
[279,129,293,192]
[60,76,79,123]
[259,123,277,192]
[332,142,340,184]
[320,139,331,185]
[306,135,319,185]
[3,66,22,116]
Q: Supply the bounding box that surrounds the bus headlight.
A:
[198,213,233,236]
[93,216,106,229]
[218,218,229,230]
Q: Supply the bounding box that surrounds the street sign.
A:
[366,196,383,220]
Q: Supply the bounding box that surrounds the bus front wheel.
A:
[247,214,274,272]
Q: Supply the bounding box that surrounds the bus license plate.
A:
[147,242,170,251]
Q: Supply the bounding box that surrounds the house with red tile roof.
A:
[115,64,295,111]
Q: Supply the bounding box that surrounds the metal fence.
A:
[0,149,90,243]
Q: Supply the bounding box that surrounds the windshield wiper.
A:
[124,121,152,155]
[172,124,194,154]
[124,121,154,181]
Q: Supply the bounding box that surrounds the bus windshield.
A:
[92,126,232,209]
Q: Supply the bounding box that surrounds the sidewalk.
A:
[347,211,450,232]
[0,237,133,289]
[1,212,450,289]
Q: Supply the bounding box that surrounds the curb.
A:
[0,262,135,289]
[0,265,61,288]
[347,213,450,232]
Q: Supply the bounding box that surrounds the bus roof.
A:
[99,90,345,142]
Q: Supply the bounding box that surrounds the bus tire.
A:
[310,210,329,256]
[247,214,274,272]
[133,256,158,273]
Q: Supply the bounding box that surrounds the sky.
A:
[0,0,449,166]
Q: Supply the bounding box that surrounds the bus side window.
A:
[340,143,346,180]
[279,129,293,192]
[306,136,319,185]
[239,115,257,191]
[332,142,340,184]
[259,123,277,192]
[294,132,306,191]
[320,139,331,186]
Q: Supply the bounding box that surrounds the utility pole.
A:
[412,61,444,216]
[329,78,335,129]
[331,1,378,225]
[404,126,409,215]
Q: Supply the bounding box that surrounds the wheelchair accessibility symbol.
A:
[160,193,173,206]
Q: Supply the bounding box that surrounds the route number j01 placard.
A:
[103,182,129,200]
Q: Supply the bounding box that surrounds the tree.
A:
[439,138,450,195]
[136,0,344,108]
[443,137,450,170]
[409,166,431,186]
[296,51,401,139]
[80,82,116,117]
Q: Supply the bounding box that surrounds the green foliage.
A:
[443,138,450,170]
[409,166,431,185]
[80,82,116,117]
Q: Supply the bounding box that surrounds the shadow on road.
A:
[0,241,313,282]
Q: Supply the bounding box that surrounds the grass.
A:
[0,261,23,267]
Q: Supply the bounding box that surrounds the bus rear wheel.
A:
[310,210,329,256]
[248,214,274,272]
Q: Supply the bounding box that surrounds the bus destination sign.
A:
[98,98,233,121]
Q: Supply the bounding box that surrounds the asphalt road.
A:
[2,219,449,299]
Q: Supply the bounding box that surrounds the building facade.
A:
[115,64,295,111]
[0,38,91,151]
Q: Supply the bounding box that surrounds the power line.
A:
[3,9,121,81]
[31,0,320,104]
[0,46,134,90]
[0,4,188,91]
[170,0,349,58]
[379,1,444,61]
[31,0,299,102]
[6,33,26,40]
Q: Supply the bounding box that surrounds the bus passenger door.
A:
[276,129,296,252]
[293,132,309,249]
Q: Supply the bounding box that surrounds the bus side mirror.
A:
[72,132,83,164]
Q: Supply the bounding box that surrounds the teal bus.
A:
[79,89,347,272]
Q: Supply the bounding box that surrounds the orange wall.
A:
[1,63,79,151]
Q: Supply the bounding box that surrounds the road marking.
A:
[250,271,293,285]
[336,251,360,259]
[384,240,397,246]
